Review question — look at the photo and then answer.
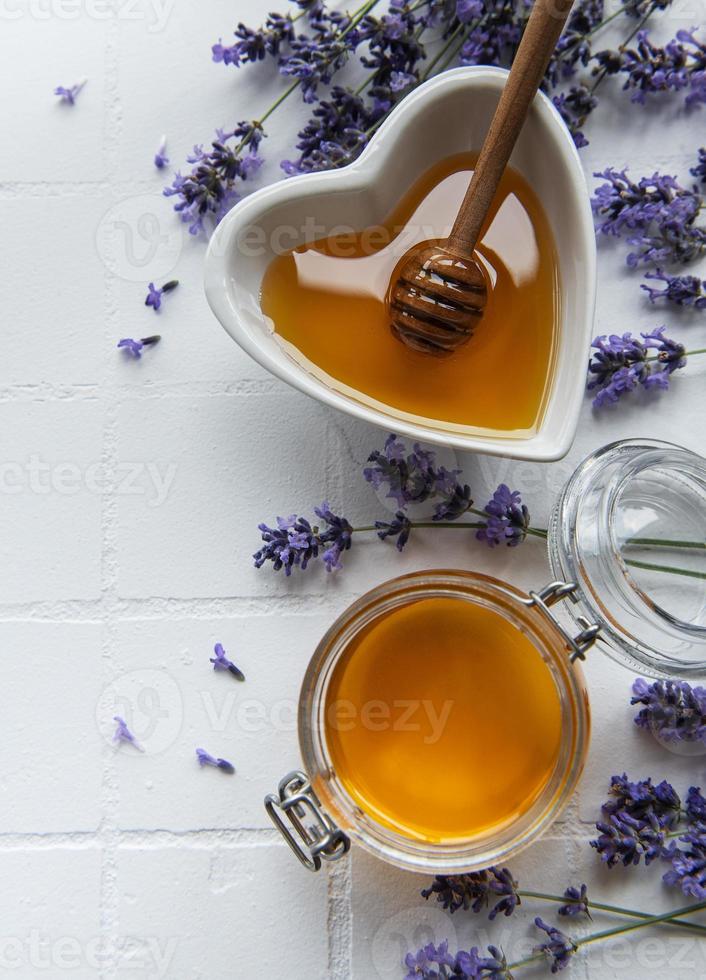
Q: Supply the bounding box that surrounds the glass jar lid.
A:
[549,438,706,677]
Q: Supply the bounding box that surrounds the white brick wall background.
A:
[1,0,705,977]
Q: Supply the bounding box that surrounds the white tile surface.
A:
[0,621,104,832]
[115,843,329,979]
[0,0,705,978]
[0,848,102,980]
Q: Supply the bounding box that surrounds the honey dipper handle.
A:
[448,0,575,252]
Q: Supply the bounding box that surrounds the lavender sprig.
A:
[255,437,702,578]
[421,870,706,936]
[594,28,706,107]
[591,167,705,268]
[404,900,706,978]
[164,120,266,235]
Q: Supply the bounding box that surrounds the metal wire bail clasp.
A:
[265,771,350,872]
[527,581,601,663]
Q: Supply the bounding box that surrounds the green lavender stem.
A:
[351,519,703,579]
[508,899,706,972]
[521,890,706,936]
[623,559,706,581]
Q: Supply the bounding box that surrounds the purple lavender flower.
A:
[375,512,412,551]
[547,0,603,87]
[456,0,483,22]
[642,269,706,308]
[145,279,178,312]
[686,787,706,824]
[212,13,295,66]
[591,810,666,867]
[558,884,591,918]
[154,135,169,170]
[631,678,706,743]
[476,485,530,547]
[534,918,577,973]
[54,78,87,105]
[421,868,520,920]
[598,28,706,108]
[641,326,687,388]
[587,328,686,407]
[591,168,705,267]
[279,10,358,104]
[591,774,681,867]
[404,941,513,980]
[663,827,706,899]
[403,941,455,980]
[281,86,376,175]
[117,336,160,359]
[357,7,425,96]
[165,122,265,234]
[195,748,235,774]
[433,480,473,522]
[254,503,351,574]
[551,85,597,148]
[113,716,143,751]
[210,642,245,681]
[254,514,319,575]
[364,435,441,508]
[315,501,353,571]
[602,773,682,828]
[692,147,706,183]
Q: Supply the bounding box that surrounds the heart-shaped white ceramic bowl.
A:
[204,66,595,460]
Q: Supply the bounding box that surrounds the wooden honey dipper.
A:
[388,0,576,354]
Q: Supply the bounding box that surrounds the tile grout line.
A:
[0,591,367,621]
[0,827,283,849]
[327,856,353,980]
[98,4,124,976]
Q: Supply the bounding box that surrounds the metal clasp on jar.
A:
[526,580,601,663]
[265,771,350,872]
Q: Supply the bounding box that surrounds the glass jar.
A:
[548,438,706,677]
[266,439,706,874]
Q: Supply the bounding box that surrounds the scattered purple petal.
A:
[117,335,161,359]
[195,748,235,774]
[154,135,169,170]
[210,642,245,681]
[113,716,143,751]
[54,77,87,105]
[145,279,178,312]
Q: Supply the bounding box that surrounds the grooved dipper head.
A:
[388,243,488,355]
